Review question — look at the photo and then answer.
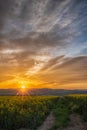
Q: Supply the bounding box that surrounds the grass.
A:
[50,95,87,130]
[50,101,70,130]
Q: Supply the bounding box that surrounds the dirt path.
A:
[19,128,29,130]
[18,113,87,130]
[18,112,55,130]
[37,111,55,130]
[57,114,87,130]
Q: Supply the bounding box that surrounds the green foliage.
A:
[0,95,87,130]
[50,98,70,130]
[0,96,58,130]
[53,107,69,129]
[65,95,87,121]
[50,95,87,130]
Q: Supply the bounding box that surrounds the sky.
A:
[0,0,87,89]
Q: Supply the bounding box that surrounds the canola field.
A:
[0,96,58,130]
[0,95,87,130]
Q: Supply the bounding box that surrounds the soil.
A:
[18,113,87,130]
[37,111,55,130]
[57,113,87,130]
[1,128,29,130]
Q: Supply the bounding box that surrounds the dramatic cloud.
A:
[0,0,87,89]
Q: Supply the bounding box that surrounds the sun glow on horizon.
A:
[19,85,28,95]
[21,85,26,89]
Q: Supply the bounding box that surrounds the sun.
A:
[20,85,27,93]
[19,85,27,95]
[21,85,26,89]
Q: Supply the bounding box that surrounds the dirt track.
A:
[37,111,55,130]
[19,113,87,130]
[37,113,87,130]
[57,114,87,130]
